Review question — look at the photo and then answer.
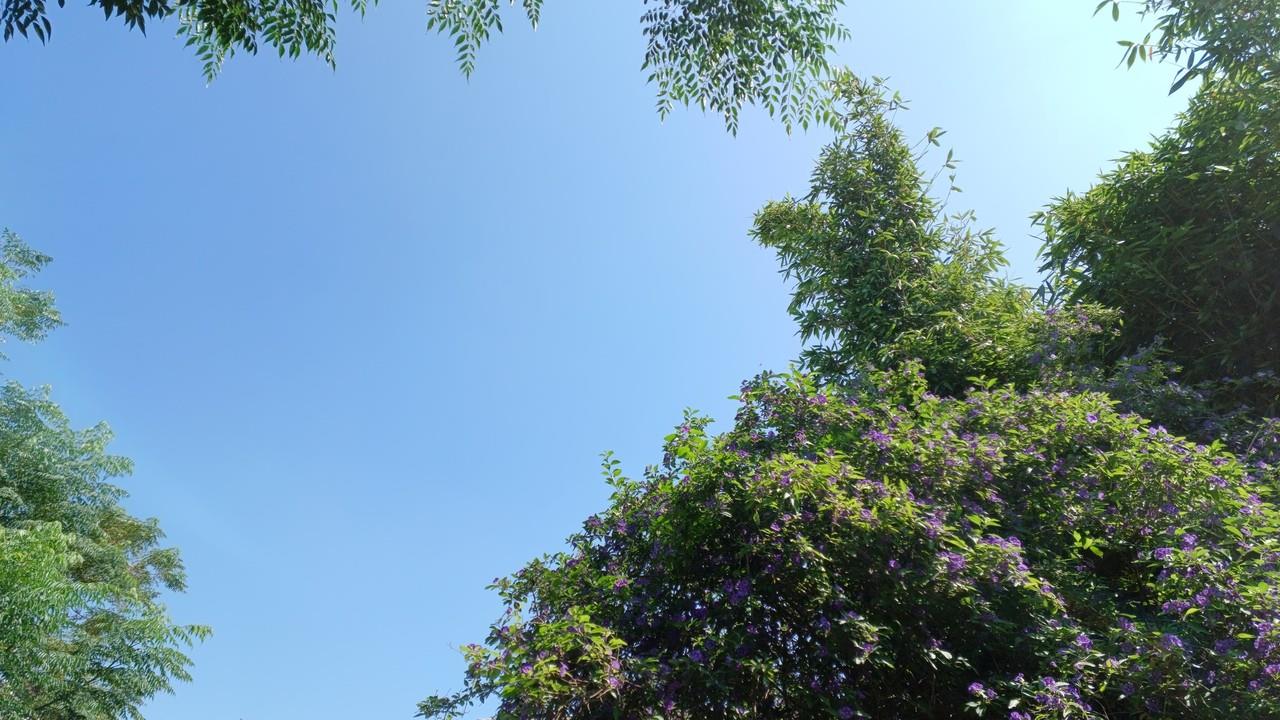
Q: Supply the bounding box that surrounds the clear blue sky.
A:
[1,3,1185,718]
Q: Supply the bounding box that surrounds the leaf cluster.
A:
[1101,0,1280,92]
[0,229,61,355]
[0,0,371,80]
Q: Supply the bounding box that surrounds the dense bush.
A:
[421,365,1280,719]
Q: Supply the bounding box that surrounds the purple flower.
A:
[1086,413,1099,424]
[1075,633,1092,650]
[865,429,891,449]
[838,707,854,720]
[689,649,705,663]
[924,515,944,539]
[940,551,967,574]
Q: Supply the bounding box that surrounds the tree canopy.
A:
[1036,76,1278,416]
[1035,2,1280,420]
[0,231,206,719]
[751,75,1058,396]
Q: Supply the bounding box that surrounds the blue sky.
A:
[1,3,1186,718]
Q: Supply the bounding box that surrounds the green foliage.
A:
[752,75,1081,395]
[175,0,366,81]
[0,233,206,719]
[1036,76,1280,407]
[0,522,83,717]
[422,365,1280,718]
[639,0,846,133]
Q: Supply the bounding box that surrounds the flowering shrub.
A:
[421,55,1280,720]
[421,364,1280,719]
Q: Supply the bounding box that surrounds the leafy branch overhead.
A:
[2,0,848,132]
[1100,0,1280,92]
[429,0,848,133]
[7,1,1266,130]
